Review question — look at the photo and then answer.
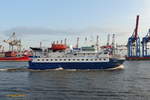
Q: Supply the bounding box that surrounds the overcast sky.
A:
[0,0,150,49]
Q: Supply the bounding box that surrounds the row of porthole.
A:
[37,58,107,61]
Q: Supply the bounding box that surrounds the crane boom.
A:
[134,15,139,39]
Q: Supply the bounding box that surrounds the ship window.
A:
[82,59,84,61]
[51,59,53,61]
[74,54,77,56]
[68,59,71,61]
[59,59,62,61]
[95,59,97,61]
[104,59,106,60]
[104,52,108,54]
[46,59,49,61]
[73,59,75,61]
[91,59,93,61]
[37,59,40,61]
[55,59,57,61]
[77,59,80,61]
[99,59,101,60]
[64,59,66,61]
[86,59,88,61]
[42,59,44,61]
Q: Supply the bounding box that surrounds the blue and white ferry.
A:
[28,45,125,70]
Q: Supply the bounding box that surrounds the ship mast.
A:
[76,37,79,48]
[96,35,99,51]
[107,34,110,46]
[111,34,115,55]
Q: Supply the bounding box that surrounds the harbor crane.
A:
[141,29,150,57]
[3,32,22,51]
[127,15,141,57]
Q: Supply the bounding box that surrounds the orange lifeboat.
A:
[51,44,67,51]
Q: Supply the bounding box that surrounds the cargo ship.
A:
[0,51,31,62]
[0,32,31,62]
[28,42,125,70]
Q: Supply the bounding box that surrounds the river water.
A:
[0,61,150,100]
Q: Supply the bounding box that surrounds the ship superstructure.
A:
[29,40,125,70]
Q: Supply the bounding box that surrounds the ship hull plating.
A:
[126,56,150,60]
[28,59,124,70]
[0,56,31,62]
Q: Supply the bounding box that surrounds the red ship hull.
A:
[126,57,150,60]
[0,56,31,62]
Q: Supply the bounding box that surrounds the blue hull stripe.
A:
[28,59,124,70]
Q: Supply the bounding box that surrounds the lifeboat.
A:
[51,44,67,51]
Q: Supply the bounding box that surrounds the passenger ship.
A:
[28,43,125,70]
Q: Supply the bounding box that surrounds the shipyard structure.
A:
[127,15,150,60]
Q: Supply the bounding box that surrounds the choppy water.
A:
[0,61,150,100]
